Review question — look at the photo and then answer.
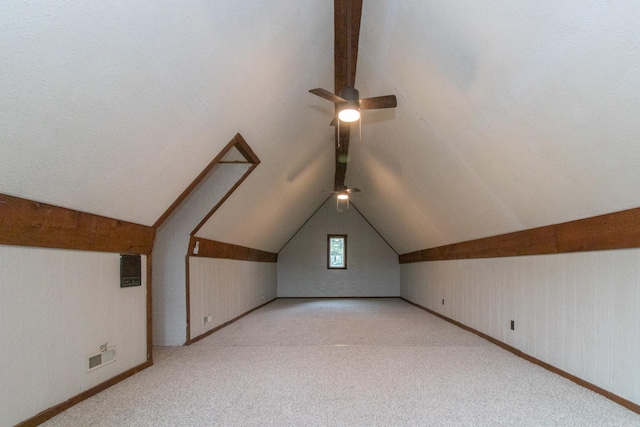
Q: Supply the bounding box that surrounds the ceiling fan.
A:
[309,87,397,125]
[316,0,385,203]
[325,186,360,211]
[324,186,361,199]
[309,0,396,126]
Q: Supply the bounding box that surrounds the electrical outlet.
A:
[203,314,212,325]
[261,295,265,301]
[510,320,515,330]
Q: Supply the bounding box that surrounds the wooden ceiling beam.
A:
[334,125,351,190]
[334,0,362,94]
[333,0,362,191]
[0,193,155,254]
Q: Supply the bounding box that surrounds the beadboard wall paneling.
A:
[400,250,640,407]
[278,198,399,297]
[0,246,147,427]
[188,257,277,341]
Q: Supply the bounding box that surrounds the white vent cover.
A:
[87,347,116,372]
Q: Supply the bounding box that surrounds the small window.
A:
[327,235,347,269]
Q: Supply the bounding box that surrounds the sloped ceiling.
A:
[349,1,640,253]
[2,1,640,254]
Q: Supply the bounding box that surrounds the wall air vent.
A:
[87,347,116,372]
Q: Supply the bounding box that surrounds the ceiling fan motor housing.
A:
[338,87,361,122]
[339,87,359,101]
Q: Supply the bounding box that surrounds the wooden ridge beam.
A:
[333,0,362,191]
[334,0,362,94]
[334,124,351,190]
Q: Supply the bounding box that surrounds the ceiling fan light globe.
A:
[337,193,349,200]
[338,108,360,122]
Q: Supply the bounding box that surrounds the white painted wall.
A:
[0,246,147,427]
[153,163,250,346]
[188,258,277,340]
[278,197,399,297]
[400,249,640,406]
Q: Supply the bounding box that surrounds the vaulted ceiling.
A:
[2,1,640,255]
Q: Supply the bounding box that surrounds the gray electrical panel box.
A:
[120,254,142,287]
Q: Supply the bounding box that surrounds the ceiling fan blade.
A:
[359,95,397,110]
[309,88,346,104]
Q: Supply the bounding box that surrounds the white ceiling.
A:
[2,1,640,254]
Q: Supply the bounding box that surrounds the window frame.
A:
[327,234,347,269]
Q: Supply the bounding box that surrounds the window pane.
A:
[328,235,346,269]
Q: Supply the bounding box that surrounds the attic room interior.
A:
[1,0,640,425]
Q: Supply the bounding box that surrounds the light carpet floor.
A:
[42,298,640,426]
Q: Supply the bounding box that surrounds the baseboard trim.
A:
[400,297,640,415]
[16,358,153,427]
[276,296,400,299]
[186,298,277,345]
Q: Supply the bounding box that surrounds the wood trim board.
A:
[0,193,155,254]
[277,296,399,299]
[153,133,259,228]
[189,162,258,235]
[12,248,155,427]
[3,134,263,425]
[231,134,261,165]
[15,359,153,427]
[185,255,191,342]
[184,238,275,343]
[191,133,260,235]
[146,254,153,362]
[1,193,156,426]
[185,298,277,345]
[188,236,277,262]
[400,206,640,263]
